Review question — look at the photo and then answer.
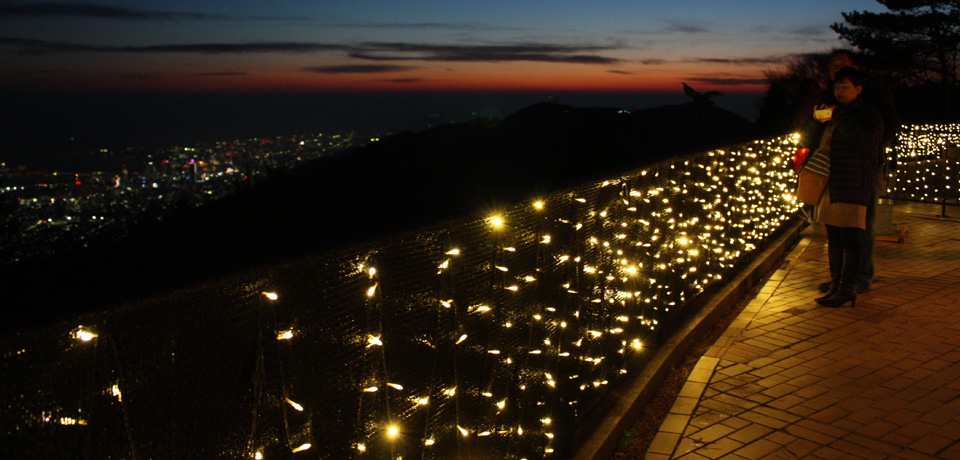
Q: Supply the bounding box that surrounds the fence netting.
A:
[3,134,805,459]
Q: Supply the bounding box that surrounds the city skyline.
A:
[1,0,884,94]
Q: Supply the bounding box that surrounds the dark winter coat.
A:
[828,98,884,206]
[796,76,900,160]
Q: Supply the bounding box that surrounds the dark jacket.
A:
[796,76,900,159]
[828,98,883,206]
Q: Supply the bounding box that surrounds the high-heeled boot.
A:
[816,283,857,308]
[815,282,839,302]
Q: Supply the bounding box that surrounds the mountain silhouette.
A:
[4,101,755,331]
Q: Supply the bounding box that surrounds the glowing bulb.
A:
[285,398,304,411]
[424,438,435,446]
[255,451,263,459]
[366,284,377,297]
[368,267,376,277]
[292,443,311,453]
[74,327,96,342]
[262,292,278,300]
[456,334,467,344]
[357,444,366,452]
[367,335,382,347]
[417,397,430,405]
[490,217,503,227]
[387,383,403,390]
[277,330,294,340]
[533,201,544,209]
[388,426,399,437]
[446,248,460,255]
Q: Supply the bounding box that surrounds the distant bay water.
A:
[0,90,763,172]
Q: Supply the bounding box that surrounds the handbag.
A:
[796,147,830,205]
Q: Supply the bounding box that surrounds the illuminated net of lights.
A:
[4,133,811,459]
[889,124,960,203]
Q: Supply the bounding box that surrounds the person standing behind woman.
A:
[813,67,884,307]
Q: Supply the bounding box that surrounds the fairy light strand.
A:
[32,127,960,459]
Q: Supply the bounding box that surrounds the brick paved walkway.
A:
[646,203,960,459]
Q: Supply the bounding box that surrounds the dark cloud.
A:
[121,73,162,80]
[641,58,668,65]
[607,70,633,75]
[0,37,349,55]
[688,76,768,86]
[0,37,100,55]
[664,20,711,34]
[0,2,228,21]
[303,64,415,74]
[751,24,830,37]
[378,78,426,84]
[0,36,621,65]
[350,42,621,64]
[789,25,829,36]
[131,43,348,54]
[689,57,789,65]
[189,72,249,77]
[330,22,520,32]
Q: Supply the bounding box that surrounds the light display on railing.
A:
[7,131,838,460]
[890,124,960,203]
[332,134,801,459]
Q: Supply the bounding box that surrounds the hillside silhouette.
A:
[4,101,755,331]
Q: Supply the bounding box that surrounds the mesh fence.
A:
[888,123,960,205]
[3,134,804,459]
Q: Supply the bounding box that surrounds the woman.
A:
[813,67,883,307]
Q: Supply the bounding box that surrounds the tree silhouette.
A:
[831,1,959,88]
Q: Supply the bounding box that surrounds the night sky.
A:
[0,1,885,167]
[0,1,884,93]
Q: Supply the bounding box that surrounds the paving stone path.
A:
[646,203,960,459]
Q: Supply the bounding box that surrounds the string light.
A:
[43,128,950,459]
[284,398,304,411]
[73,326,96,342]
